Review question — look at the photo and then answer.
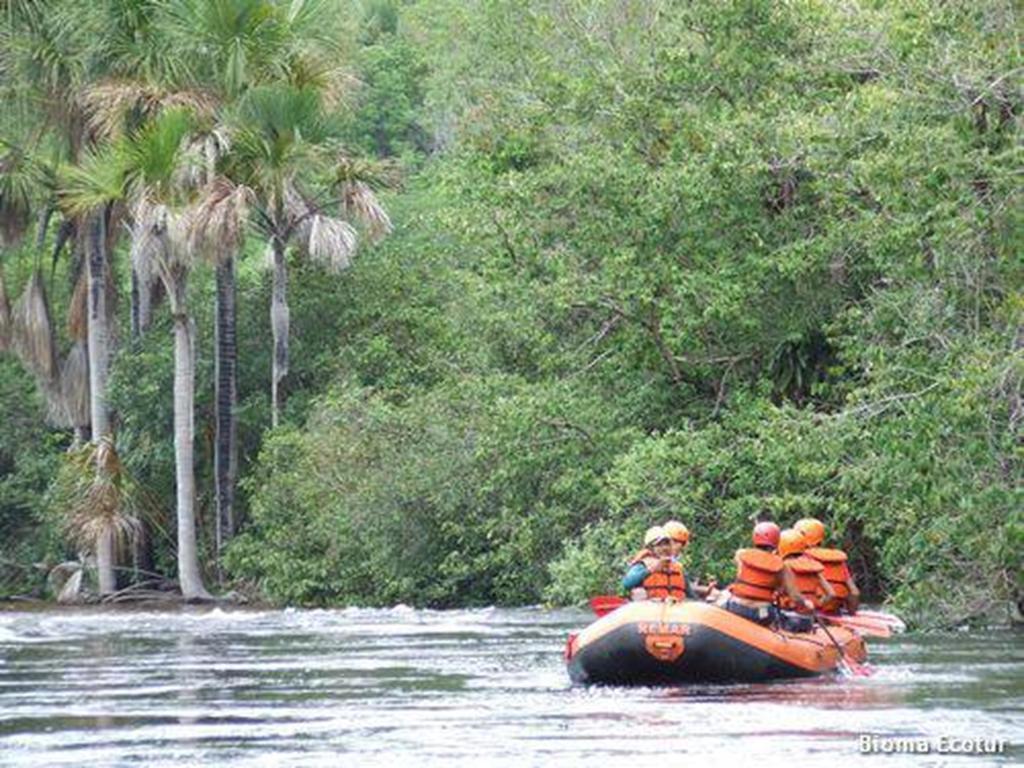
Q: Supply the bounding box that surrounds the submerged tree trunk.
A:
[214,256,238,563]
[86,209,116,596]
[270,237,289,428]
[172,291,211,601]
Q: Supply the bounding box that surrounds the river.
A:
[0,605,1020,766]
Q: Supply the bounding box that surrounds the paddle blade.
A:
[854,610,907,633]
[822,614,893,639]
[589,595,628,617]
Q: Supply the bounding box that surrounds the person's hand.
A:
[803,599,815,612]
[642,556,661,572]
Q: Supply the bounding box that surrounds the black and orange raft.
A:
[565,601,867,685]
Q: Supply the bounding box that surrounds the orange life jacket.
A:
[803,547,851,602]
[729,548,783,602]
[779,554,825,612]
[642,561,686,601]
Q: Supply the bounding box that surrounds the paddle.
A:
[589,595,627,617]
[853,609,907,633]
[820,613,893,638]
[812,611,872,677]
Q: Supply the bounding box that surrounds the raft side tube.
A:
[567,601,865,685]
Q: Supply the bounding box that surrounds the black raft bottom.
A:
[568,622,820,685]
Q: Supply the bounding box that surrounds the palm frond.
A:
[162,0,285,96]
[48,561,85,604]
[81,81,215,141]
[11,269,57,382]
[66,263,88,341]
[54,438,143,556]
[59,340,90,429]
[236,83,327,147]
[175,126,231,189]
[340,179,391,240]
[58,147,126,216]
[332,155,395,240]
[120,108,194,196]
[0,268,11,352]
[128,197,169,279]
[305,214,356,272]
[0,140,42,246]
[283,54,361,110]
[189,176,252,261]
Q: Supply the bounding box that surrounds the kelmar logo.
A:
[638,623,691,663]
[637,622,692,636]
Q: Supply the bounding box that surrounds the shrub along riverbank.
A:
[1,1,1020,628]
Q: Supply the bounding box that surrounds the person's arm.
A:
[622,563,649,591]
[845,575,861,612]
[817,573,835,601]
[782,567,814,611]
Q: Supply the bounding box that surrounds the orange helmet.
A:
[779,528,808,558]
[795,518,826,547]
[752,521,781,548]
[663,520,690,545]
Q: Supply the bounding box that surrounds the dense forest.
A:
[0,0,1019,628]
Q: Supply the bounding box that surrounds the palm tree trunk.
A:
[130,267,141,339]
[270,237,289,428]
[214,256,238,562]
[86,209,116,596]
[172,294,211,601]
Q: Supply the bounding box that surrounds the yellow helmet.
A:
[795,518,826,547]
[643,525,670,547]
[779,528,808,558]
[663,520,690,545]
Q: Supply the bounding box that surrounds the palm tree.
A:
[1,0,185,594]
[161,0,355,546]
[61,108,218,600]
[224,83,392,427]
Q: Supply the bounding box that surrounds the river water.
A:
[0,605,1020,767]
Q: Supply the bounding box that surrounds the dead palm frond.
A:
[0,268,11,352]
[189,176,252,261]
[282,183,357,271]
[176,127,232,190]
[60,340,90,429]
[340,179,391,241]
[332,155,395,241]
[81,81,216,141]
[54,437,143,556]
[12,270,58,382]
[128,198,164,298]
[66,263,88,341]
[305,214,357,272]
[48,561,85,604]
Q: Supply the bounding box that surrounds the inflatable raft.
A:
[566,600,867,685]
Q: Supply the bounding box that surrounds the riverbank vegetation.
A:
[1,1,1019,628]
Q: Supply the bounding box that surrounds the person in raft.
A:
[622,526,687,602]
[663,520,716,599]
[794,517,861,614]
[775,528,835,632]
[716,521,812,626]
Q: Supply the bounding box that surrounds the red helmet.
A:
[752,521,781,548]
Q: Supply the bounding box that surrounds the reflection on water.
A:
[0,605,1020,766]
